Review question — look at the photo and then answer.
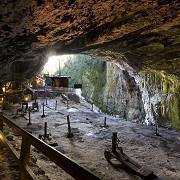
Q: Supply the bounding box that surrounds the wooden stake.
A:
[112,132,117,153]
[44,122,47,137]
[55,100,57,110]
[41,103,45,118]
[104,117,107,126]
[67,115,73,138]
[27,108,32,126]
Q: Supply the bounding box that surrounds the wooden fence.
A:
[0,114,101,180]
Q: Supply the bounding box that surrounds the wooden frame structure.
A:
[104,132,156,179]
[0,114,101,180]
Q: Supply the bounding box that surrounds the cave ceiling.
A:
[0,0,180,82]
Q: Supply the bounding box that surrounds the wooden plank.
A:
[0,130,37,180]
[20,164,38,180]
[0,114,101,180]
[137,166,153,177]
[19,136,31,179]
[31,137,101,180]
[0,130,19,162]
[112,150,153,178]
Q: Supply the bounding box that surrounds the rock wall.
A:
[138,69,180,129]
[61,55,144,122]
[61,54,180,130]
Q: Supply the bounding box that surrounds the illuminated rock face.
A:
[0,1,179,81]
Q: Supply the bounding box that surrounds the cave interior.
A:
[0,1,180,180]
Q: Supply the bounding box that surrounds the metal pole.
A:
[112,132,117,153]
[67,115,73,138]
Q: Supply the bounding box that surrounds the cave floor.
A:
[1,95,180,180]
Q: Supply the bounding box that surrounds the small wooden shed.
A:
[46,76,70,87]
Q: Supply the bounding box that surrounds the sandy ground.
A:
[1,95,180,180]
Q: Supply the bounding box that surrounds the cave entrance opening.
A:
[42,55,74,77]
[39,54,145,123]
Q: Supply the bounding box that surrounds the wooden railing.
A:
[0,114,101,180]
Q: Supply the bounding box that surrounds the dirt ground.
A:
[1,95,180,180]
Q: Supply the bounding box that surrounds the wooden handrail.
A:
[0,114,101,180]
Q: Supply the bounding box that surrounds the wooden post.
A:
[112,132,117,153]
[41,103,45,118]
[0,114,102,180]
[104,117,107,126]
[27,108,32,126]
[91,103,94,112]
[55,100,57,110]
[67,115,73,138]
[44,122,47,137]
[19,137,31,179]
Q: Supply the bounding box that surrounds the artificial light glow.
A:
[2,87,5,92]
[43,55,74,75]
[0,97,3,104]
[23,95,31,102]
[0,134,3,141]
